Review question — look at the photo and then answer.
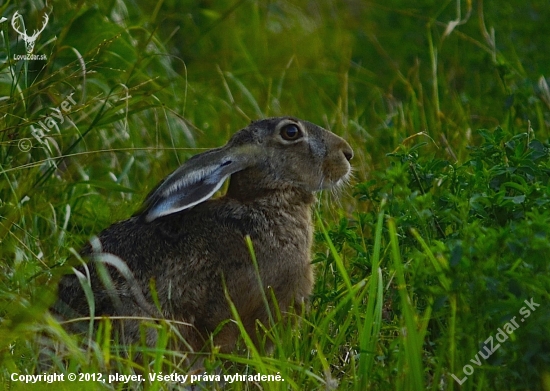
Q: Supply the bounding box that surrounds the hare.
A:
[56,116,353,354]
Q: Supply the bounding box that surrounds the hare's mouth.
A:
[318,163,353,192]
[333,168,353,191]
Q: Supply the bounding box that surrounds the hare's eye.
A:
[280,124,302,141]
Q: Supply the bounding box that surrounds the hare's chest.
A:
[254,220,314,296]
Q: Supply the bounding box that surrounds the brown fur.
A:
[56,117,353,354]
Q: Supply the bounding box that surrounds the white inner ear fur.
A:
[145,174,230,222]
[163,164,228,197]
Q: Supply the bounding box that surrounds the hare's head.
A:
[142,117,353,222]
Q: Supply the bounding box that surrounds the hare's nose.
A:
[342,146,353,162]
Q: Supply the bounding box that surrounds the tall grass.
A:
[1,0,549,390]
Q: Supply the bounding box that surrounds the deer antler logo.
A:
[11,11,49,54]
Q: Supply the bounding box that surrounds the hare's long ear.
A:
[141,146,253,222]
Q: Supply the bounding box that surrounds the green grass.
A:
[1,0,550,390]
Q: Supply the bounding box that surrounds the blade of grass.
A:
[315,209,353,292]
[358,199,386,390]
[316,209,366,364]
[388,217,424,391]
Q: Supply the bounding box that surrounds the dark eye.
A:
[280,124,302,141]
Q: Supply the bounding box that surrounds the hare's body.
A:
[57,117,352,353]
